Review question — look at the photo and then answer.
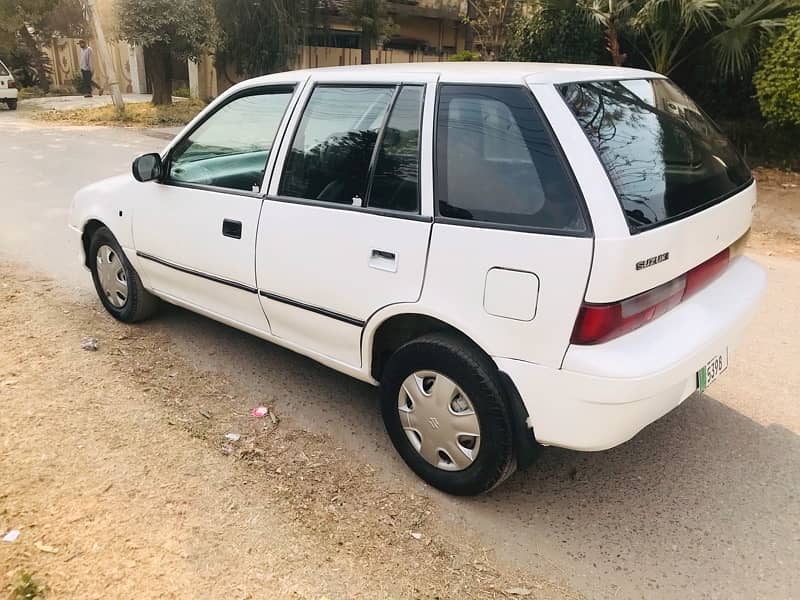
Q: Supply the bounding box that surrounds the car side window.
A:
[279,86,395,206]
[168,87,294,193]
[436,85,587,233]
[367,85,424,213]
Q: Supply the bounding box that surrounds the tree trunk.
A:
[144,43,172,105]
[606,26,627,67]
[464,1,476,52]
[360,33,372,65]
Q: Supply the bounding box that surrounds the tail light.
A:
[7,80,15,89]
[572,247,731,345]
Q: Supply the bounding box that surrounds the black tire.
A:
[89,226,158,323]
[380,332,516,496]
[7,99,17,111]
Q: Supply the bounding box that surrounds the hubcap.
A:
[95,245,128,308]
[398,371,481,471]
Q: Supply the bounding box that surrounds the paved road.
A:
[2,109,798,599]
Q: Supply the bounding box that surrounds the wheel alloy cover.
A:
[397,371,481,471]
[96,245,128,308]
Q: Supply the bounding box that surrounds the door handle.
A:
[369,249,397,273]
[222,219,242,239]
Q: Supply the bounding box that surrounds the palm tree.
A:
[587,0,636,66]
[539,0,795,78]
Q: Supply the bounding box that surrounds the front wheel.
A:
[89,226,158,323]
[380,333,516,496]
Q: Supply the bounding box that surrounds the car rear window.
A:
[0,61,9,77]
[560,79,752,233]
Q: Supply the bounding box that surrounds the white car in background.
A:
[0,59,18,110]
[68,63,766,495]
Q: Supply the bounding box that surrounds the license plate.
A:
[697,349,729,392]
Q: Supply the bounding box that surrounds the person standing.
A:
[78,39,103,98]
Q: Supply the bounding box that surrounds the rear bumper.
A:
[497,256,766,451]
[1,89,18,100]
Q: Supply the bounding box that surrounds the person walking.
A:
[78,39,103,98]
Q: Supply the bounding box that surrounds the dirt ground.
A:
[0,265,576,599]
[0,164,796,600]
[750,167,800,256]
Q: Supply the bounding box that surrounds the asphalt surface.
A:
[2,107,798,599]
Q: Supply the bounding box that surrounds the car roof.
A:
[241,62,662,88]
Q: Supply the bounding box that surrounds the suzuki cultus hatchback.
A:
[69,63,766,495]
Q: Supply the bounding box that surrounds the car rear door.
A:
[419,82,594,368]
[256,72,437,367]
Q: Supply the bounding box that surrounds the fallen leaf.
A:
[504,588,531,596]
[35,541,59,554]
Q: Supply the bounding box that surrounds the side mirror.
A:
[132,153,163,182]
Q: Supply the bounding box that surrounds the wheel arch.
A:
[365,310,489,383]
[81,218,108,268]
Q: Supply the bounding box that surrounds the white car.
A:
[0,59,18,110]
[69,63,766,495]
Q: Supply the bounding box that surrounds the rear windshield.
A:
[0,61,9,77]
[560,79,752,233]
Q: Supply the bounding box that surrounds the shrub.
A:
[448,50,481,62]
[754,15,800,126]
[506,6,605,65]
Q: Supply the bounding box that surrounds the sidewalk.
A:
[22,93,155,111]
[19,94,187,139]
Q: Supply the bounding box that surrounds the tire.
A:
[7,99,17,111]
[380,332,517,496]
[89,226,158,323]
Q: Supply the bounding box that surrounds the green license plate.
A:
[698,349,729,392]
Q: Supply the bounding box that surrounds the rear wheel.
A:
[380,332,516,495]
[89,226,158,323]
[6,99,17,111]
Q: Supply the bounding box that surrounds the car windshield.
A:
[560,78,752,233]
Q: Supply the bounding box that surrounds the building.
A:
[45,0,469,100]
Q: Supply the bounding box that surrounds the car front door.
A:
[132,84,299,333]
[256,73,437,367]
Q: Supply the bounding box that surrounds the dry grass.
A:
[0,262,576,600]
[31,100,205,127]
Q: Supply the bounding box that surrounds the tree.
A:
[117,0,215,105]
[586,0,636,66]
[540,0,794,77]
[508,2,606,64]
[754,14,800,125]
[633,0,793,77]
[463,0,522,59]
[0,0,87,91]
[343,0,393,65]
[215,0,320,77]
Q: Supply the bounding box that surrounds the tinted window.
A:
[279,86,394,205]
[560,79,752,232]
[168,88,294,192]
[436,85,586,232]
[368,85,423,213]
